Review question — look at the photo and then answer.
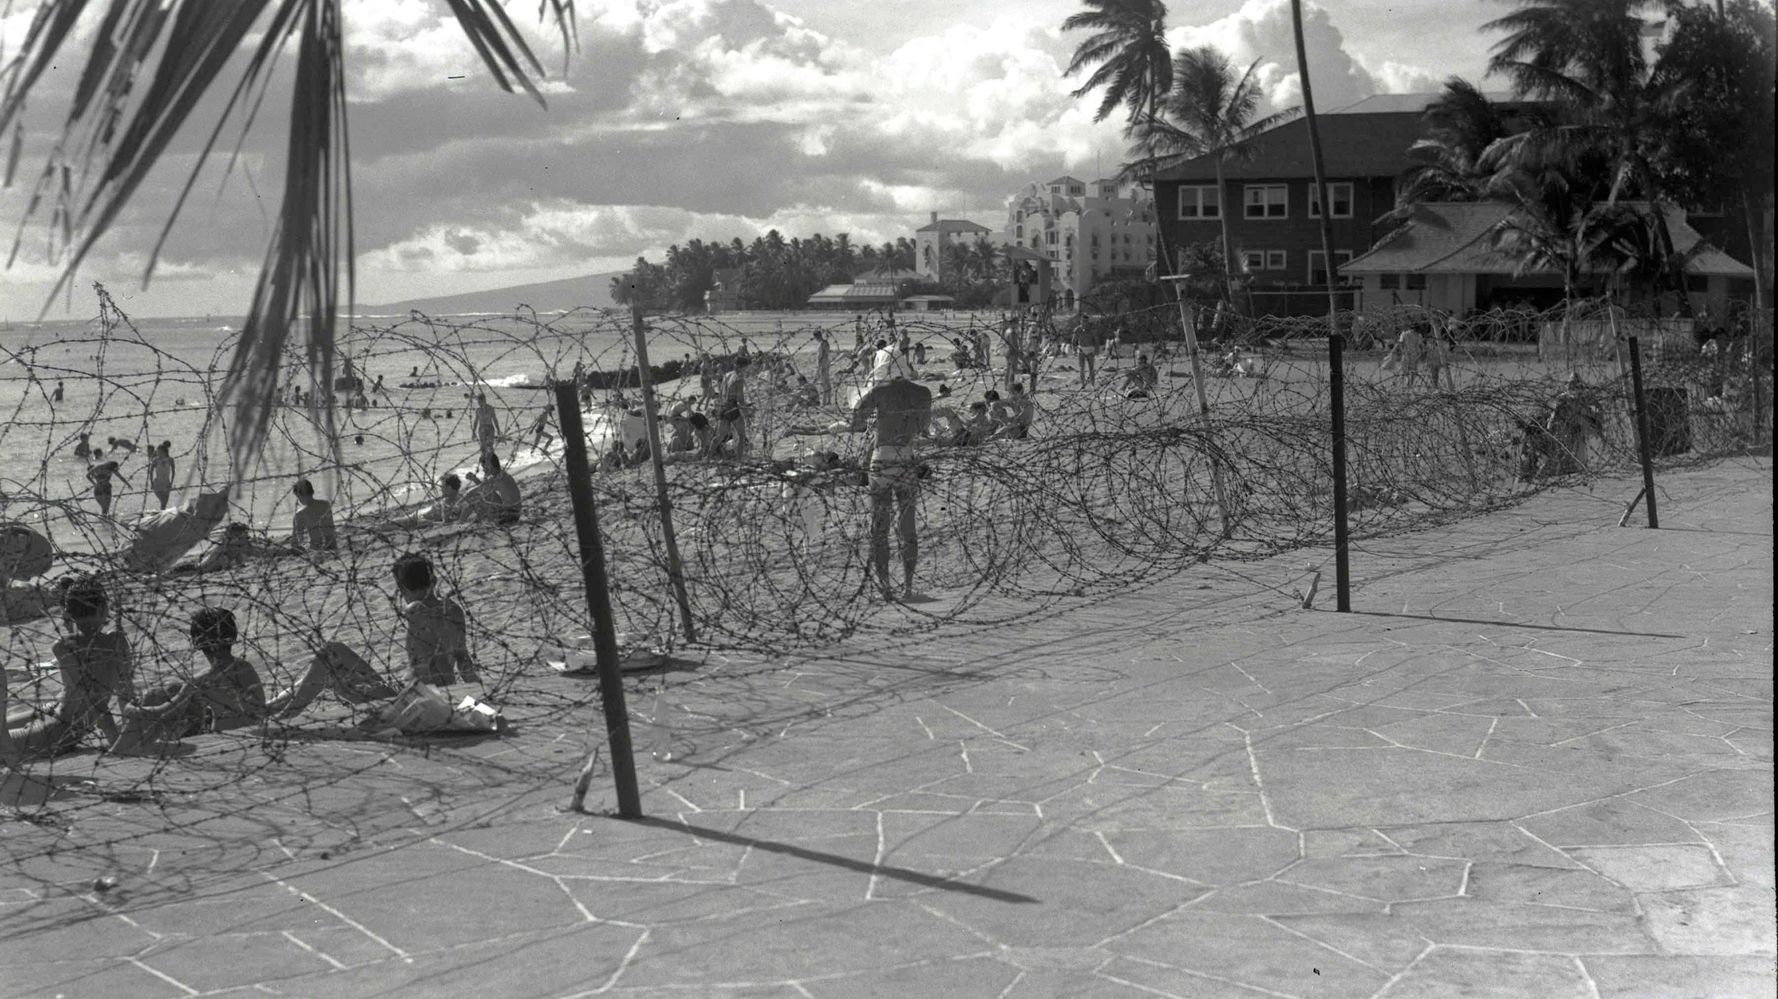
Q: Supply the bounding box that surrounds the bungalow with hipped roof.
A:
[1343,201,1755,318]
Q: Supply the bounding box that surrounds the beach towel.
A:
[0,523,53,580]
[126,492,229,573]
[363,681,503,734]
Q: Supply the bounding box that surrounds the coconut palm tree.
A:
[1486,142,1616,360]
[0,1,575,468]
[1383,77,1523,222]
[1062,0,1173,131]
[1125,46,1297,306]
[1482,0,1696,313]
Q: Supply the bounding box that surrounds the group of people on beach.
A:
[72,434,177,517]
[2,549,484,762]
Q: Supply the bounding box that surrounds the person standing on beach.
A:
[528,403,555,451]
[1394,326,1425,388]
[289,479,338,552]
[716,357,752,457]
[148,442,175,510]
[1073,318,1102,387]
[814,331,833,405]
[850,370,932,601]
[86,451,128,518]
[473,392,499,456]
[51,381,64,404]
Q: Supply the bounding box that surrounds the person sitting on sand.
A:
[999,383,1037,440]
[112,607,265,751]
[934,401,992,446]
[433,473,466,521]
[263,552,481,722]
[791,375,819,409]
[1123,354,1160,399]
[599,438,628,473]
[4,577,135,759]
[665,412,696,455]
[107,436,139,455]
[463,451,521,523]
[86,450,129,518]
[73,432,92,460]
[391,552,480,687]
[289,478,338,551]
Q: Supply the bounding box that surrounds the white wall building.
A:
[913,212,993,282]
[1004,175,1156,307]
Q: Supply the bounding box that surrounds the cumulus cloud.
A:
[3,0,1461,314]
[360,199,926,275]
[1168,0,1440,115]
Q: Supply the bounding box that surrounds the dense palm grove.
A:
[609,232,1013,314]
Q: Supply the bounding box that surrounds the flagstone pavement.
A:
[2,457,1772,998]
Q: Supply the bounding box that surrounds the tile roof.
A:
[1344,202,1757,278]
[915,218,993,234]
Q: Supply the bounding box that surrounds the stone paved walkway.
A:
[2,458,1772,998]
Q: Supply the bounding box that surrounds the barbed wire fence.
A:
[1,284,1769,835]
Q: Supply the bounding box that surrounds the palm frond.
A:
[1,0,579,472]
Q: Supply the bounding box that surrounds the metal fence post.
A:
[1330,333,1352,611]
[1626,337,1660,529]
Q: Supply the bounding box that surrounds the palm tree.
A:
[1127,46,1297,306]
[1486,142,1615,359]
[0,1,576,469]
[1062,0,1173,132]
[1482,0,1696,313]
[1383,77,1520,222]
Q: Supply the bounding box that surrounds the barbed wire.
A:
[1,284,1768,833]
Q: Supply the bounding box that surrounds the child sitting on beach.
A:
[4,577,135,758]
[263,553,476,721]
[462,451,521,523]
[112,607,265,751]
[392,553,480,687]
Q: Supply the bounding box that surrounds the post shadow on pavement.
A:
[1346,610,1683,640]
[625,816,1039,904]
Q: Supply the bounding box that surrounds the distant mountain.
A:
[359,270,626,317]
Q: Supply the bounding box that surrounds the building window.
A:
[1178,185,1221,219]
[1308,182,1354,219]
[1265,250,1286,271]
[1240,250,1265,271]
[1307,250,1354,284]
[1244,184,1287,219]
[1047,231,1058,245]
[1405,273,1427,290]
[1379,274,1399,290]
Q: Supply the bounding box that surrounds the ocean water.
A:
[0,308,985,554]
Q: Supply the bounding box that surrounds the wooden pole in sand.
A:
[630,305,698,643]
[554,381,642,818]
[1627,336,1660,529]
[1161,274,1235,539]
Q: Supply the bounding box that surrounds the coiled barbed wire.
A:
[1,285,1767,830]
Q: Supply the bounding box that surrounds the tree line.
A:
[609,230,1025,313]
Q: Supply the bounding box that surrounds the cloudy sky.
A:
[0,0,1507,317]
